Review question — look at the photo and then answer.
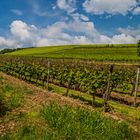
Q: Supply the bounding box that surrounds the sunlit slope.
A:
[8,44,139,61]
[9,45,75,56]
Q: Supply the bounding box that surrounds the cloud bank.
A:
[83,0,137,15]
[0,19,139,49]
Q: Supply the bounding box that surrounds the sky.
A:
[0,0,140,49]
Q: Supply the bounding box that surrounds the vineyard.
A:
[0,55,140,111]
[1,49,140,139]
[1,0,140,137]
[0,72,135,139]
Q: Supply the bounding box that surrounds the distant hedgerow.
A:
[137,40,140,57]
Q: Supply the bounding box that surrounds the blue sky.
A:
[0,0,140,49]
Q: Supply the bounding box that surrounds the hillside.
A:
[7,44,139,61]
[1,44,140,139]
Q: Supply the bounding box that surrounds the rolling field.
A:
[8,44,140,62]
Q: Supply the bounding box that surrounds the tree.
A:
[137,40,140,57]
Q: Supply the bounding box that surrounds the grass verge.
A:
[40,102,134,140]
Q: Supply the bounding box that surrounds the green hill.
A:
[7,44,139,61]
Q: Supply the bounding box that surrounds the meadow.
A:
[8,44,140,62]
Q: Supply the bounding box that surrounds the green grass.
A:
[0,81,23,116]
[0,75,32,116]
[7,44,139,61]
[8,45,75,56]
[40,102,134,140]
[2,103,134,140]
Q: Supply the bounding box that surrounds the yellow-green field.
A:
[7,44,140,61]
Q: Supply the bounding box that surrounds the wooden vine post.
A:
[47,61,50,90]
[134,67,140,107]
[65,71,73,96]
[104,65,114,112]
[65,79,71,96]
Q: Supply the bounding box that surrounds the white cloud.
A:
[57,0,76,13]
[116,26,140,44]
[30,1,49,16]
[111,34,137,44]
[98,34,138,44]
[117,26,140,37]
[28,0,58,17]
[0,37,16,48]
[11,9,23,16]
[0,19,139,50]
[31,1,49,16]
[37,20,98,45]
[83,0,137,15]
[71,13,89,21]
[9,20,40,48]
[99,35,112,44]
[80,15,89,21]
[67,20,99,40]
[136,35,140,41]
[56,0,89,23]
[0,20,39,48]
[133,6,140,15]
[10,20,34,41]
